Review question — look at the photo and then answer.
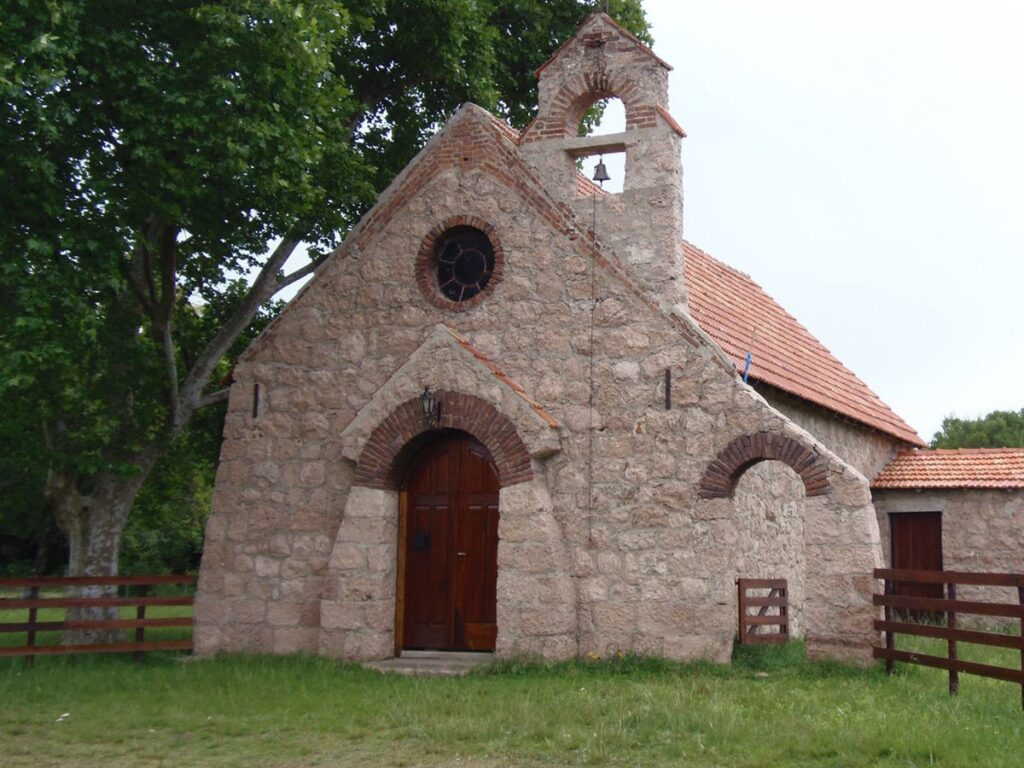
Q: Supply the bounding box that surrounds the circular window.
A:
[416,218,503,311]
[435,226,495,303]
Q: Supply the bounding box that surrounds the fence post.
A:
[779,585,788,640]
[736,580,744,642]
[133,584,148,663]
[883,577,894,674]
[25,585,39,669]
[1018,584,1023,711]
[947,581,958,696]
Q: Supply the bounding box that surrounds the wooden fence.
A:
[873,568,1024,709]
[0,574,195,665]
[736,578,789,644]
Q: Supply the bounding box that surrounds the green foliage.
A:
[118,406,221,575]
[334,0,652,198]
[930,408,1024,448]
[0,0,649,575]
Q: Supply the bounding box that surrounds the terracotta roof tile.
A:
[575,171,607,197]
[683,241,924,446]
[873,448,1024,489]
[442,326,560,428]
[656,105,687,137]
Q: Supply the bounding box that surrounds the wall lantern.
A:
[421,386,440,427]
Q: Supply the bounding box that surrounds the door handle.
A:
[457,551,467,557]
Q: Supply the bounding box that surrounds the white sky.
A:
[282,1,1022,443]
[636,0,1023,442]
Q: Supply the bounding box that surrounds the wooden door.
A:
[402,437,499,651]
[890,511,943,619]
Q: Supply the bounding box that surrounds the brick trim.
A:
[353,391,532,489]
[698,432,830,499]
[522,71,650,143]
[415,216,505,312]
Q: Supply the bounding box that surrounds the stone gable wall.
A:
[195,107,882,662]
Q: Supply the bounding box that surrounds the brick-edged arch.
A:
[415,215,506,312]
[523,71,654,142]
[353,391,532,489]
[698,432,830,499]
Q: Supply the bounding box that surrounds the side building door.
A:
[889,511,943,619]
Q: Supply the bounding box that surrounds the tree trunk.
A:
[46,460,156,643]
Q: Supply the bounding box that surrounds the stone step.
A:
[364,651,494,677]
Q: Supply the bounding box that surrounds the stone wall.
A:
[195,18,884,665]
[710,384,904,644]
[757,384,901,480]
[873,488,1024,611]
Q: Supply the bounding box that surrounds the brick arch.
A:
[415,215,506,312]
[698,432,830,499]
[523,71,656,143]
[549,71,652,138]
[352,391,532,489]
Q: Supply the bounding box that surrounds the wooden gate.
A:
[736,578,789,644]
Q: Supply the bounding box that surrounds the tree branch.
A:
[277,259,319,289]
[196,388,230,409]
[174,235,302,432]
[158,319,179,427]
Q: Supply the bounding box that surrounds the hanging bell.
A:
[592,156,611,185]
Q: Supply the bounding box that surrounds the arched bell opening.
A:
[394,430,500,654]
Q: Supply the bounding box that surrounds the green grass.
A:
[1,638,1023,767]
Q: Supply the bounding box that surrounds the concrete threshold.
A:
[364,650,495,677]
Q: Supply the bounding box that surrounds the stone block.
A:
[320,601,365,631]
[329,543,367,571]
[267,601,303,627]
[232,600,267,625]
[255,556,280,578]
[520,605,575,637]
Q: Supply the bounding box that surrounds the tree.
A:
[930,409,1024,449]
[0,1,650,579]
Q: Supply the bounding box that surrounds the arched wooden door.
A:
[401,436,499,651]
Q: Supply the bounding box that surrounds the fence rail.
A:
[736,578,789,645]
[873,568,1024,709]
[0,574,195,665]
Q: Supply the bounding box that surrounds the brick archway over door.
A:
[698,432,830,499]
[352,391,533,489]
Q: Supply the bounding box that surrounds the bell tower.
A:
[520,13,687,311]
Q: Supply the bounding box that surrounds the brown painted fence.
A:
[873,568,1024,709]
[736,578,789,644]
[0,574,195,665]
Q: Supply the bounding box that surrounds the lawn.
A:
[2,638,1023,767]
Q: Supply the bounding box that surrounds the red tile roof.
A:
[575,171,606,197]
[873,448,1024,489]
[683,241,924,446]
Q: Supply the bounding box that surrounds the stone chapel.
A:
[194,13,1024,664]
